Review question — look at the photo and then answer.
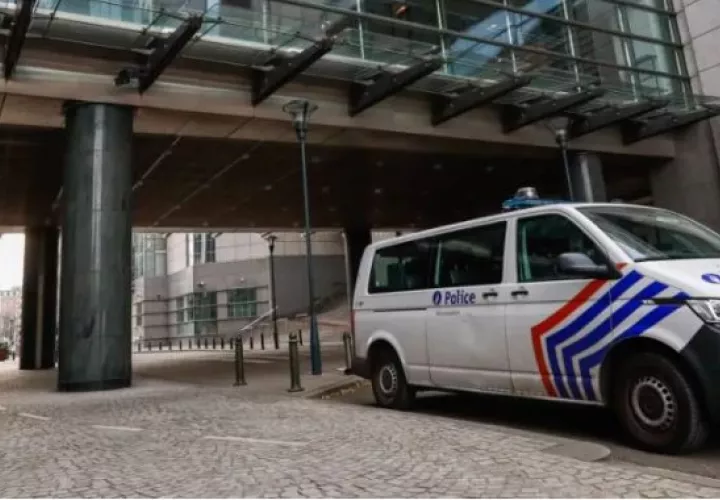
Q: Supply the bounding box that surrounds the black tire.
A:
[613,352,708,454]
[370,348,415,410]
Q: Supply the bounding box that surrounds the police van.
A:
[350,188,720,454]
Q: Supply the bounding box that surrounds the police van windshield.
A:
[578,206,720,262]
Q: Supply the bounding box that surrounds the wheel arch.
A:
[599,336,707,415]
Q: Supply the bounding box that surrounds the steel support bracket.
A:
[431,75,532,126]
[252,37,335,106]
[502,87,606,133]
[622,105,720,144]
[4,0,37,80]
[115,15,203,93]
[567,98,669,139]
[349,57,444,117]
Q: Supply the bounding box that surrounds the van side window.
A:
[369,239,433,293]
[517,214,604,282]
[434,222,506,287]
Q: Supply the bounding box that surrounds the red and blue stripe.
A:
[532,271,686,401]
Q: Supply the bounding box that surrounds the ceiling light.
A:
[241,153,251,160]
[374,188,383,195]
[264,184,273,191]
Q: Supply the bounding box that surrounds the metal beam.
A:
[349,57,443,116]
[567,98,669,139]
[252,37,335,106]
[622,105,720,144]
[4,0,37,80]
[115,15,202,93]
[431,75,532,126]
[501,87,606,133]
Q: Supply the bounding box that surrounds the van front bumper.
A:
[350,356,371,379]
[680,324,720,424]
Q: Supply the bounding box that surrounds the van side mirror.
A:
[557,252,615,279]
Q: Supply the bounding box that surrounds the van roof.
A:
[369,201,652,250]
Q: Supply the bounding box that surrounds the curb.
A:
[301,376,367,399]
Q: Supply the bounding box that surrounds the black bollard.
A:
[179,339,183,351]
[287,332,304,393]
[204,338,208,349]
[342,331,353,375]
[159,341,163,351]
[249,335,254,350]
[212,337,217,349]
[196,338,200,349]
[298,329,303,346]
[234,336,247,386]
[261,332,265,350]
[138,342,142,353]
[168,339,172,351]
[221,338,225,350]
[230,338,234,350]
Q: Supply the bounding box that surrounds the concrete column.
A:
[651,121,720,231]
[19,226,59,370]
[343,227,372,298]
[570,152,607,202]
[58,102,134,392]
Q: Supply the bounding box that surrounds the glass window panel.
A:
[369,238,434,293]
[442,0,513,77]
[434,222,506,287]
[228,288,258,318]
[517,214,605,283]
[361,0,441,64]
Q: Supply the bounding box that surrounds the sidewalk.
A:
[2,346,720,497]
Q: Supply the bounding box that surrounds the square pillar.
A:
[570,152,607,202]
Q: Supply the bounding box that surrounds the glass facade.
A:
[132,233,167,280]
[27,0,690,106]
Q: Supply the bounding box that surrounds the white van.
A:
[350,189,720,454]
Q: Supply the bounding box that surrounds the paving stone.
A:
[1,369,719,498]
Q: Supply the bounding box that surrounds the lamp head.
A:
[282,100,318,137]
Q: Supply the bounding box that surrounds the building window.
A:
[193,292,218,321]
[206,233,216,263]
[175,297,185,323]
[227,288,258,318]
[135,303,142,326]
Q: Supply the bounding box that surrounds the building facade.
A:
[0,286,22,347]
[130,231,398,340]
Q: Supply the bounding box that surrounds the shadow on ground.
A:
[331,384,720,479]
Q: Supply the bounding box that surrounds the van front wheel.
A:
[371,350,415,410]
[613,352,708,454]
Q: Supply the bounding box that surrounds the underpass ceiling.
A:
[0,126,654,230]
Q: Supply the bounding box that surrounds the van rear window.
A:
[369,240,433,293]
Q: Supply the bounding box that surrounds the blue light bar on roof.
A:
[501,196,565,211]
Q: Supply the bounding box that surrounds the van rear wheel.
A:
[613,352,708,454]
[371,349,415,410]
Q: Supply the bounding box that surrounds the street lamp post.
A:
[554,127,575,201]
[265,234,279,350]
[283,99,322,375]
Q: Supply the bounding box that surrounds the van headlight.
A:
[686,299,720,323]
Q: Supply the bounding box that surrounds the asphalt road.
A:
[328,384,720,479]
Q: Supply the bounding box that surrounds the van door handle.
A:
[511,288,529,298]
[482,290,498,299]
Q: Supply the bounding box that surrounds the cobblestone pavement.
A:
[2,359,720,497]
